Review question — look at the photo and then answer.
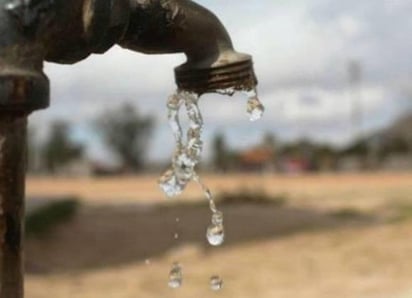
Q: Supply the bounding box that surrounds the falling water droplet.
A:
[176,217,180,223]
[145,259,151,265]
[207,211,224,246]
[174,233,179,239]
[207,222,225,246]
[168,262,183,289]
[246,89,265,122]
[158,168,185,197]
[210,275,223,291]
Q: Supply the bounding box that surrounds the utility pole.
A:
[348,60,363,141]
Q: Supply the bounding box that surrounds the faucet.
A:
[0,0,257,114]
[0,0,257,297]
[119,0,257,94]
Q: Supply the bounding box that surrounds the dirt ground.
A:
[25,173,412,298]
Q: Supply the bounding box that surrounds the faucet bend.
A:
[119,0,257,94]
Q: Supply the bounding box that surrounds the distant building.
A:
[238,147,276,172]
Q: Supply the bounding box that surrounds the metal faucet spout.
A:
[119,0,258,94]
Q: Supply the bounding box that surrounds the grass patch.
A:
[390,203,412,223]
[26,197,80,237]
[217,189,287,207]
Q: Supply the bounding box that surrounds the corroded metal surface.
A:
[0,71,49,113]
[0,115,27,298]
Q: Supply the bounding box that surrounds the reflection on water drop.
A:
[207,223,225,246]
[207,211,224,246]
[168,262,183,289]
[244,88,264,122]
[210,275,223,291]
[158,168,185,197]
[247,96,265,122]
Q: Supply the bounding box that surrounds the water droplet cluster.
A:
[246,89,265,122]
[162,87,264,290]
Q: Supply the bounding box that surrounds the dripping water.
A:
[168,262,183,289]
[245,89,265,121]
[210,275,224,291]
[159,87,264,288]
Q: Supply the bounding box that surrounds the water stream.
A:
[159,88,264,289]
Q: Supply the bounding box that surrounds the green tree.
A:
[41,121,84,173]
[262,132,277,150]
[96,103,154,172]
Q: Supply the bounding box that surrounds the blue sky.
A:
[30,0,412,162]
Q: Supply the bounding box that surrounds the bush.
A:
[26,197,80,237]
[390,203,412,223]
[217,189,287,207]
[330,208,366,220]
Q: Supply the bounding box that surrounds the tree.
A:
[262,132,277,150]
[41,121,84,173]
[96,103,154,172]
[212,132,229,172]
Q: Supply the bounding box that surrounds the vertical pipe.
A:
[0,114,27,298]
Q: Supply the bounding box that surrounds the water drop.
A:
[247,95,265,122]
[174,233,179,239]
[145,259,151,265]
[168,262,183,289]
[210,275,223,291]
[176,217,180,223]
[167,93,182,110]
[207,223,225,246]
[158,169,186,197]
[244,88,265,122]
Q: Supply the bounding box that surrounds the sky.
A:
[30,0,412,162]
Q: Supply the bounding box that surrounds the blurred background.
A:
[25,0,412,297]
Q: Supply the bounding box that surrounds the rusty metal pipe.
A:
[0,114,27,298]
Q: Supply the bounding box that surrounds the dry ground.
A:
[25,173,412,298]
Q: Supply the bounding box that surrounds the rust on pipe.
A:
[0,114,27,298]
